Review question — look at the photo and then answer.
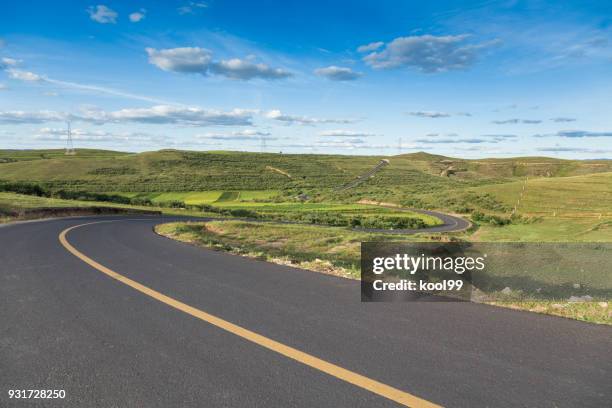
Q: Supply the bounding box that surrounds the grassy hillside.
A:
[0,149,130,163]
[1,148,610,237]
[1,149,609,194]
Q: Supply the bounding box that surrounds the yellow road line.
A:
[59,221,442,408]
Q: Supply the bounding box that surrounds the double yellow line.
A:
[59,221,441,408]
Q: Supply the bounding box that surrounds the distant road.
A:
[1,216,610,407]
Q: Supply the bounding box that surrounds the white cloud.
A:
[415,138,493,144]
[0,57,18,69]
[315,138,367,149]
[362,34,498,73]
[535,130,612,138]
[4,63,172,103]
[198,130,276,141]
[551,117,576,123]
[265,110,356,125]
[314,66,362,81]
[129,9,146,23]
[178,1,207,15]
[7,69,43,82]
[408,111,451,118]
[87,5,118,24]
[35,127,159,142]
[232,129,271,137]
[212,58,292,80]
[318,130,374,137]
[0,105,254,127]
[0,83,7,91]
[146,47,213,73]
[492,118,542,124]
[81,105,254,126]
[0,110,68,124]
[537,146,612,154]
[357,42,384,53]
[146,47,292,80]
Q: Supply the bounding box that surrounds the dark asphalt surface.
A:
[1,215,610,407]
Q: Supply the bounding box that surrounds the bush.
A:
[471,211,512,226]
[0,182,46,196]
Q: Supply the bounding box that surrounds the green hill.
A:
[1,149,609,194]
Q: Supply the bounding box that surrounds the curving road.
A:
[1,215,610,407]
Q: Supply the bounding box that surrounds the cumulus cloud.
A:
[535,130,612,138]
[314,66,362,81]
[492,118,542,124]
[212,58,292,80]
[551,117,576,122]
[87,5,118,24]
[318,130,374,137]
[146,47,212,73]
[265,110,355,125]
[362,34,498,73]
[146,47,292,80]
[357,42,384,53]
[129,9,146,22]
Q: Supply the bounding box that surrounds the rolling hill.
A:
[1,149,609,194]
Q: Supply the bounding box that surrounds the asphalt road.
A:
[1,215,610,407]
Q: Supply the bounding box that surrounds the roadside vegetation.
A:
[156,220,611,324]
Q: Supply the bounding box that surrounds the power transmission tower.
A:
[260,135,267,153]
[397,137,402,155]
[65,121,75,155]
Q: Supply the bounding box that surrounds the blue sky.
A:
[1,0,611,158]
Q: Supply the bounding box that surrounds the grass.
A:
[215,191,240,202]
[155,220,425,278]
[2,149,610,193]
[475,172,612,216]
[156,220,611,324]
[474,217,612,242]
[0,192,220,223]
